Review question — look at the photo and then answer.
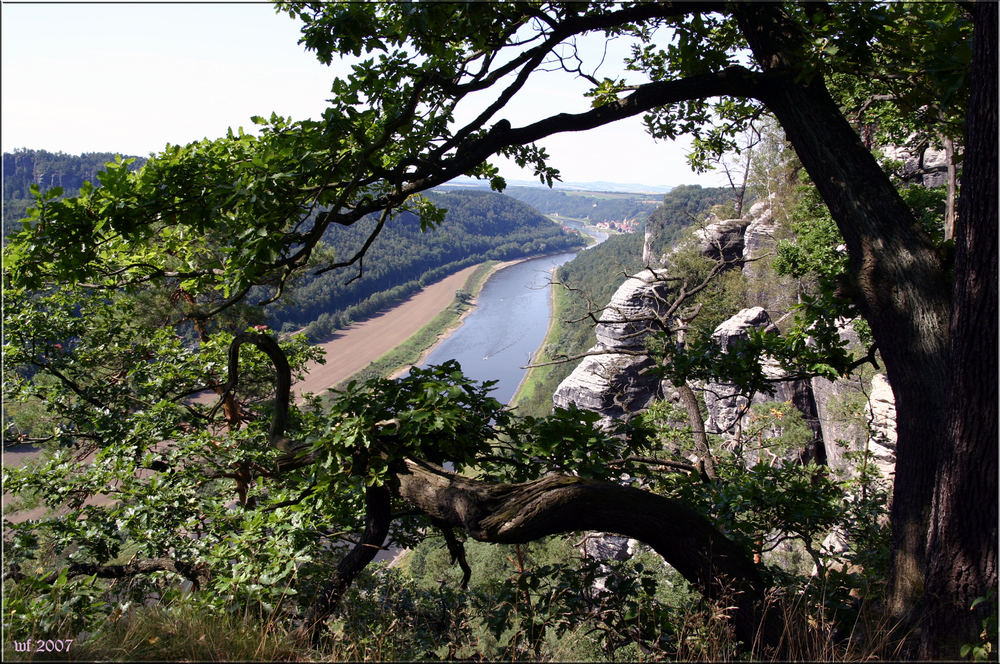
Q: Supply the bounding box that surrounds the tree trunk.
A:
[921,3,998,657]
[734,4,954,625]
[675,381,718,480]
[394,457,781,651]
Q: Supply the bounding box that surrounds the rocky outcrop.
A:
[701,307,822,463]
[864,374,897,478]
[552,352,658,426]
[741,199,800,314]
[740,200,775,269]
[593,268,673,348]
[811,373,865,471]
[692,215,751,263]
[560,197,897,478]
[553,269,669,427]
[880,144,950,188]
[643,211,752,268]
[811,320,866,474]
[642,226,663,267]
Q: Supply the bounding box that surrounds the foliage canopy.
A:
[3,1,993,659]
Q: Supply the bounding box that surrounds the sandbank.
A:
[292,265,480,397]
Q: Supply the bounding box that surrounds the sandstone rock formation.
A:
[700,307,823,464]
[553,269,670,428]
[558,197,897,479]
[864,373,898,479]
[880,144,950,188]
[741,199,800,314]
[692,214,751,263]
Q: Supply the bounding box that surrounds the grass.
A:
[5,603,307,662]
[3,558,911,662]
[508,282,578,418]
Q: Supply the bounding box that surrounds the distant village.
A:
[592,217,642,233]
[558,217,641,235]
[549,210,643,235]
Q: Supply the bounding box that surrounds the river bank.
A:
[416,251,581,405]
[507,262,564,410]
[292,264,480,397]
[296,255,546,395]
[387,256,540,379]
[509,221,608,414]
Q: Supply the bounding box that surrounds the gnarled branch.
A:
[394,457,780,649]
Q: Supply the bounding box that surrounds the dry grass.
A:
[663,584,911,662]
[4,577,915,662]
[22,604,308,662]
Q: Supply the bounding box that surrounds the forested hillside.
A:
[2,151,583,341]
[550,233,646,358]
[644,184,737,256]
[270,189,585,340]
[3,1,990,660]
[2,149,145,237]
[513,184,742,417]
[493,186,663,225]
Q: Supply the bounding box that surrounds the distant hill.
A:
[2,149,584,340]
[273,189,587,340]
[644,184,738,255]
[3,149,145,239]
[440,185,662,230]
[446,175,674,195]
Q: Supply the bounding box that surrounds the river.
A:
[420,221,606,404]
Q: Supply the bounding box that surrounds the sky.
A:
[1,2,729,190]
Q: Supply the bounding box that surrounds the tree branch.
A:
[6,557,207,591]
[294,484,392,642]
[394,457,780,649]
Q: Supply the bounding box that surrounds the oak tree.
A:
[4,2,994,657]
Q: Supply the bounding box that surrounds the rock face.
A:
[553,270,669,427]
[741,199,800,314]
[700,307,822,463]
[558,197,897,478]
[642,226,663,267]
[593,268,673,349]
[864,374,898,478]
[692,215,751,263]
[811,373,864,471]
[552,352,659,426]
[643,210,752,268]
[880,144,950,188]
[811,320,865,473]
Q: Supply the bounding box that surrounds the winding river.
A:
[420,221,606,404]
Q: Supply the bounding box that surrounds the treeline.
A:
[269,189,586,340]
[1,151,584,342]
[472,186,663,224]
[3,149,145,238]
[644,184,737,259]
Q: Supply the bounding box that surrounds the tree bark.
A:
[394,457,780,651]
[675,380,718,480]
[295,484,392,641]
[922,2,998,657]
[733,3,954,623]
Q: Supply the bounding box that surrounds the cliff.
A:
[554,197,897,482]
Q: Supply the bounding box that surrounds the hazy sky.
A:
[2,2,728,189]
